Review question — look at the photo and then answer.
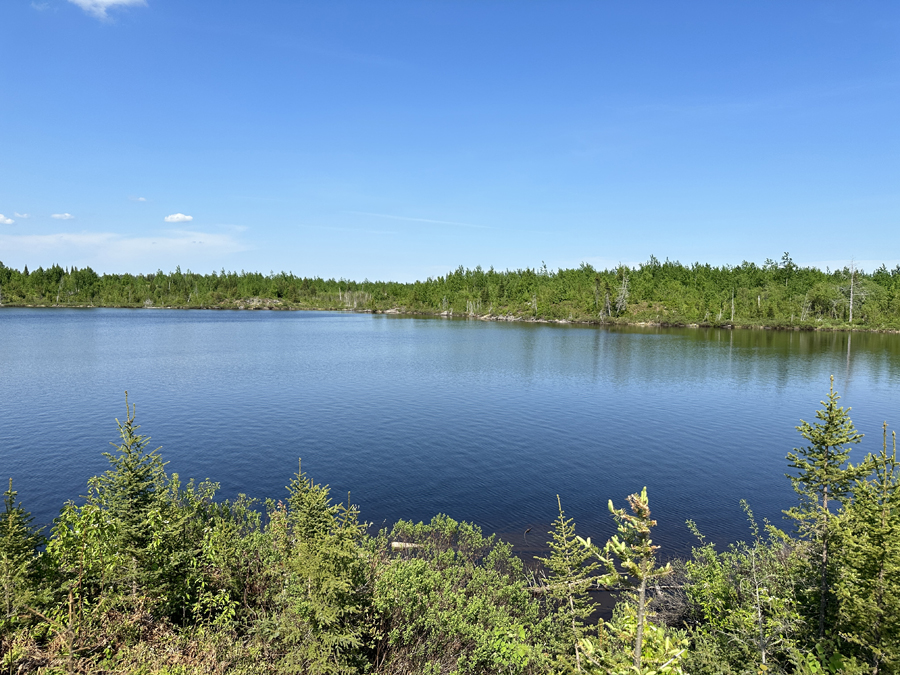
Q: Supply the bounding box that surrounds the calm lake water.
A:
[2,308,899,557]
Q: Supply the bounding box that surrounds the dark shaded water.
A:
[1,308,898,557]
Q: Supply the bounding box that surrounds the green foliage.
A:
[372,514,541,674]
[268,463,371,674]
[0,478,45,632]
[93,395,170,557]
[785,377,866,640]
[535,495,600,671]
[45,395,222,627]
[579,487,673,672]
[682,504,807,674]
[835,424,900,672]
[786,377,865,518]
[4,255,900,328]
[4,387,900,674]
[580,601,688,675]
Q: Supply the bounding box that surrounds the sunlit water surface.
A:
[2,308,899,557]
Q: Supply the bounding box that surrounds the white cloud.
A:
[31,2,50,10]
[14,213,30,218]
[67,0,147,20]
[129,196,147,202]
[0,230,250,271]
[0,214,14,225]
[164,213,193,223]
[51,213,75,220]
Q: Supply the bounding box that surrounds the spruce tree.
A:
[536,495,599,672]
[81,392,192,614]
[94,393,169,561]
[785,376,865,641]
[836,424,900,673]
[0,478,45,630]
[277,460,370,674]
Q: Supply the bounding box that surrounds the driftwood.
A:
[390,541,424,550]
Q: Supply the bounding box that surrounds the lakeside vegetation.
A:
[3,254,900,330]
[2,383,899,674]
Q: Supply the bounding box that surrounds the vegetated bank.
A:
[2,381,898,674]
[3,253,900,331]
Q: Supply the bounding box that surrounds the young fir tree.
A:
[0,478,45,631]
[535,495,599,672]
[785,376,866,642]
[835,424,900,673]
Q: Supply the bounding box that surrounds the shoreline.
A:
[3,301,899,334]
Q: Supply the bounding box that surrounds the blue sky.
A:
[1,1,898,280]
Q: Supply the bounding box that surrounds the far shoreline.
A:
[2,301,898,334]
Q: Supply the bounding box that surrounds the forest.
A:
[1,381,898,674]
[3,254,900,329]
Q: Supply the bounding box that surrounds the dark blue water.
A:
[2,307,899,557]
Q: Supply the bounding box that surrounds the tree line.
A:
[3,254,900,328]
[2,381,898,674]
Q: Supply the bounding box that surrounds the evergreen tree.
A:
[836,424,900,673]
[682,503,806,673]
[0,479,44,631]
[785,376,866,641]
[535,495,599,672]
[62,393,197,619]
[94,392,169,555]
[276,460,371,674]
[579,487,674,672]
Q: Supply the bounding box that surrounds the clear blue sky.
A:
[1,1,898,280]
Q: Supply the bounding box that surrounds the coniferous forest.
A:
[3,254,900,329]
[2,382,899,674]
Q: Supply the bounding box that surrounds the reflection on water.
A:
[1,308,899,557]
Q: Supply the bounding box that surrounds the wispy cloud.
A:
[14,213,30,218]
[51,213,74,220]
[164,213,193,223]
[308,224,398,236]
[31,2,50,10]
[67,0,146,20]
[0,214,14,225]
[129,196,147,202]
[0,230,250,271]
[350,212,489,230]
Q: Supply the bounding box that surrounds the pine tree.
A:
[785,376,866,641]
[536,495,599,672]
[835,424,900,673]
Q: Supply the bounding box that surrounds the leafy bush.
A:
[371,514,542,674]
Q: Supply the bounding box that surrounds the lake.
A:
[2,307,899,557]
